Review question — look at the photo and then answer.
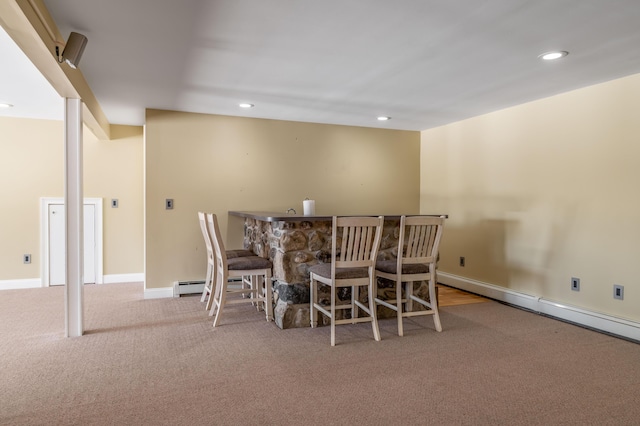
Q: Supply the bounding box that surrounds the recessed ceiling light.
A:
[377,116,391,121]
[239,103,254,108]
[0,103,13,108]
[538,51,569,61]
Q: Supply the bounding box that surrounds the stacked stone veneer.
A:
[242,218,433,329]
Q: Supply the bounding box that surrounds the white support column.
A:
[64,98,84,337]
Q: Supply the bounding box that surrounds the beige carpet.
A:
[1,282,638,425]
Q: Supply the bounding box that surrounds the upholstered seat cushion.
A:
[226,249,255,259]
[227,255,272,270]
[308,263,370,279]
[375,260,431,275]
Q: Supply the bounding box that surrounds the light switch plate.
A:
[613,284,624,300]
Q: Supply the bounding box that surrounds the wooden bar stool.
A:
[207,213,273,327]
[197,212,253,312]
[309,216,384,346]
[374,215,445,336]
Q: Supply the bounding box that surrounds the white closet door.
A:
[48,204,96,285]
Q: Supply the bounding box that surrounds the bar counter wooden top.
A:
[229,211,447,222]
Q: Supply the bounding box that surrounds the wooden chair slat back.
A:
[207,213,228,271]
[334,216,384,268]
[401,216,445,265]
[198,212,214,254]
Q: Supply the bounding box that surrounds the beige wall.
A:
[421,73,640,322]
[0,116,144,281]
[84,125,144,275]
[145,109,420,290]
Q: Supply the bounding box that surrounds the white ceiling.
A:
[3,0,640,131]
[0,25,63,121]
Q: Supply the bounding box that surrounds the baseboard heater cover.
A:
[438,272,640,343]
[173,277,244,297]
[173,280,205,297]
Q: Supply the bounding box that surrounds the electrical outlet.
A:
[23,254,31,264]
[111,199,119,208]
[459,256,465,267]
[165,199,174,210]
[613,284,624,300]
[571,277,580,291]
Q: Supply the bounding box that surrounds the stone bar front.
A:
[229,211,438,329]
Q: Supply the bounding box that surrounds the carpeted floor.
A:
[1,282,638,425]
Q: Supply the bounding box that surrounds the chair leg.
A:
[212,291,226,328]
[253,275,261,311]
[205,266,217,312]
[201,262,212,303]
[310,276,317,328]
[369,280,381,342]
[212,274,227,326]
[330,284,336,347]
[406,280,414,312]
[428,276,442,332]
[264,272,273,322]
[209,271,223,316]
[396,278,404,337]
[352,285,359,323]
[205,287,215,313]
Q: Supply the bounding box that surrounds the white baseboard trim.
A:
[438,272,640,342]
[0,274,144,290]
[0,278,41,290]
[144,287,174,299]
[103,273,144,284]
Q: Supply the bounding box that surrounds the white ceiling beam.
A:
[0,0,111,140]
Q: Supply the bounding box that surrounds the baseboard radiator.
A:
[172,277,245,297]
[173,280,205,297]
[438,272,640,342]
